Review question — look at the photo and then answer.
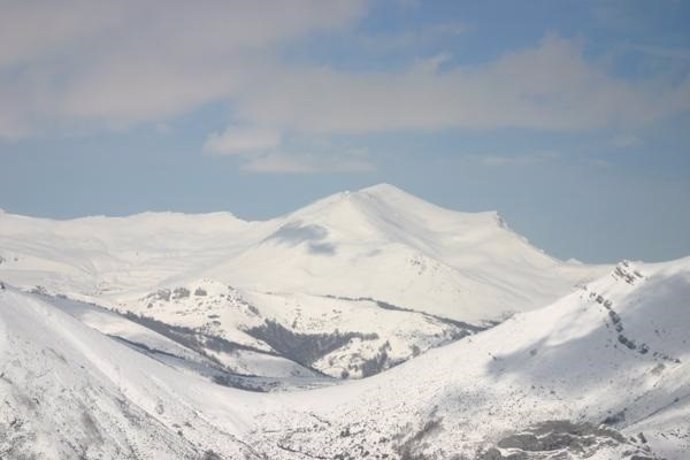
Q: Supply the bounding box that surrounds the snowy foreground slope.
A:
[0,184,607,379]
[1,257,688,459]
[0,286,266,458]
[247,257,690,459]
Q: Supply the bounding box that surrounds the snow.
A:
[0,184,606,322]
[0,184,687,459]
[0,287,265,458]
[246,257,690,458]
[0,184,608,381]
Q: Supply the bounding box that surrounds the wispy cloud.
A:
[355,21,469,53]
[0,0,366,138]
[242,151,375,174]
[203,125,374,174]
[205,126,282,155]
[479,151,560,167]
[1,1,689,180]
[234,36,690,136]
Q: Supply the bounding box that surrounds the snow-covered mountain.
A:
[1,255,688,459]
[198,184,604,322]
[2,184,687,458]
[249,257,690,459]
[0,184,606,379]
[0,185,603,320]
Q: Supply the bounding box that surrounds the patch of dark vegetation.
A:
[602,409,626,426]
[121,311,276,359]
[201,449,223,460]
[618,334,638,350]
[211,374,273,392]
[150,289,171,302]
[172,287,190,300]
[120,313,327,392]
[324,294,485,333]
[245,301,260,316]
[478,420,659,460]
[394,409,443,460]
[496,420,625,451]
[80,410,104,446]
[29,285,49,295]
[614,264,640,285]
[591,289,670,361]
[361,341,394,378]
[111,336,180,359]
[246,319,378,367]
[609,311,623,332]
[145,285,262,317]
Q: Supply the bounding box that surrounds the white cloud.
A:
[1,1,689,180]
[203,124,374,173]
[205,126,282,155]
[242,152,374,174]
[235,36,690,134]
[0,0,366,137]
[480,151,560,167]
[354,21,468,53]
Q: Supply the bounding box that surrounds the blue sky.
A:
[1,0,689,263]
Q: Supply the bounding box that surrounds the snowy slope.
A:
[0,209,253,296]
[115,278,479,379]
[0,185,607,380]
[0,185,606,322]
[1,255,688,459]
[200,184,606,323]
[44,293,325,386]
[246,257,690,459]
[0,286,269,459]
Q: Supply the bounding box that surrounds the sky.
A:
[1,0,689,264]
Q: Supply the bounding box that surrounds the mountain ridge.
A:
[1,256,687,458]
[1,184,609,381]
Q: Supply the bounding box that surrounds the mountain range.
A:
[0,184,687,459]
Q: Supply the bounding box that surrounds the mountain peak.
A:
[358,182,405,195]
[355,183,425,203]
[285,183,515,237]
[357,184,510,229]
[286,183,433,225]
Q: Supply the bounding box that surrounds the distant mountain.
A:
[0,184,607,380]
[199,183,607,322]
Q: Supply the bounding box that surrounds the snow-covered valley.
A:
[0,184,688,459]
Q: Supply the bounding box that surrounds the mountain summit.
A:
[0,185,608,380]
[201,184,607,322]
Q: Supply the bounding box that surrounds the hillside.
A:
[1,257,688,458]
[0,185,607,380]
[248,257,690,459]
